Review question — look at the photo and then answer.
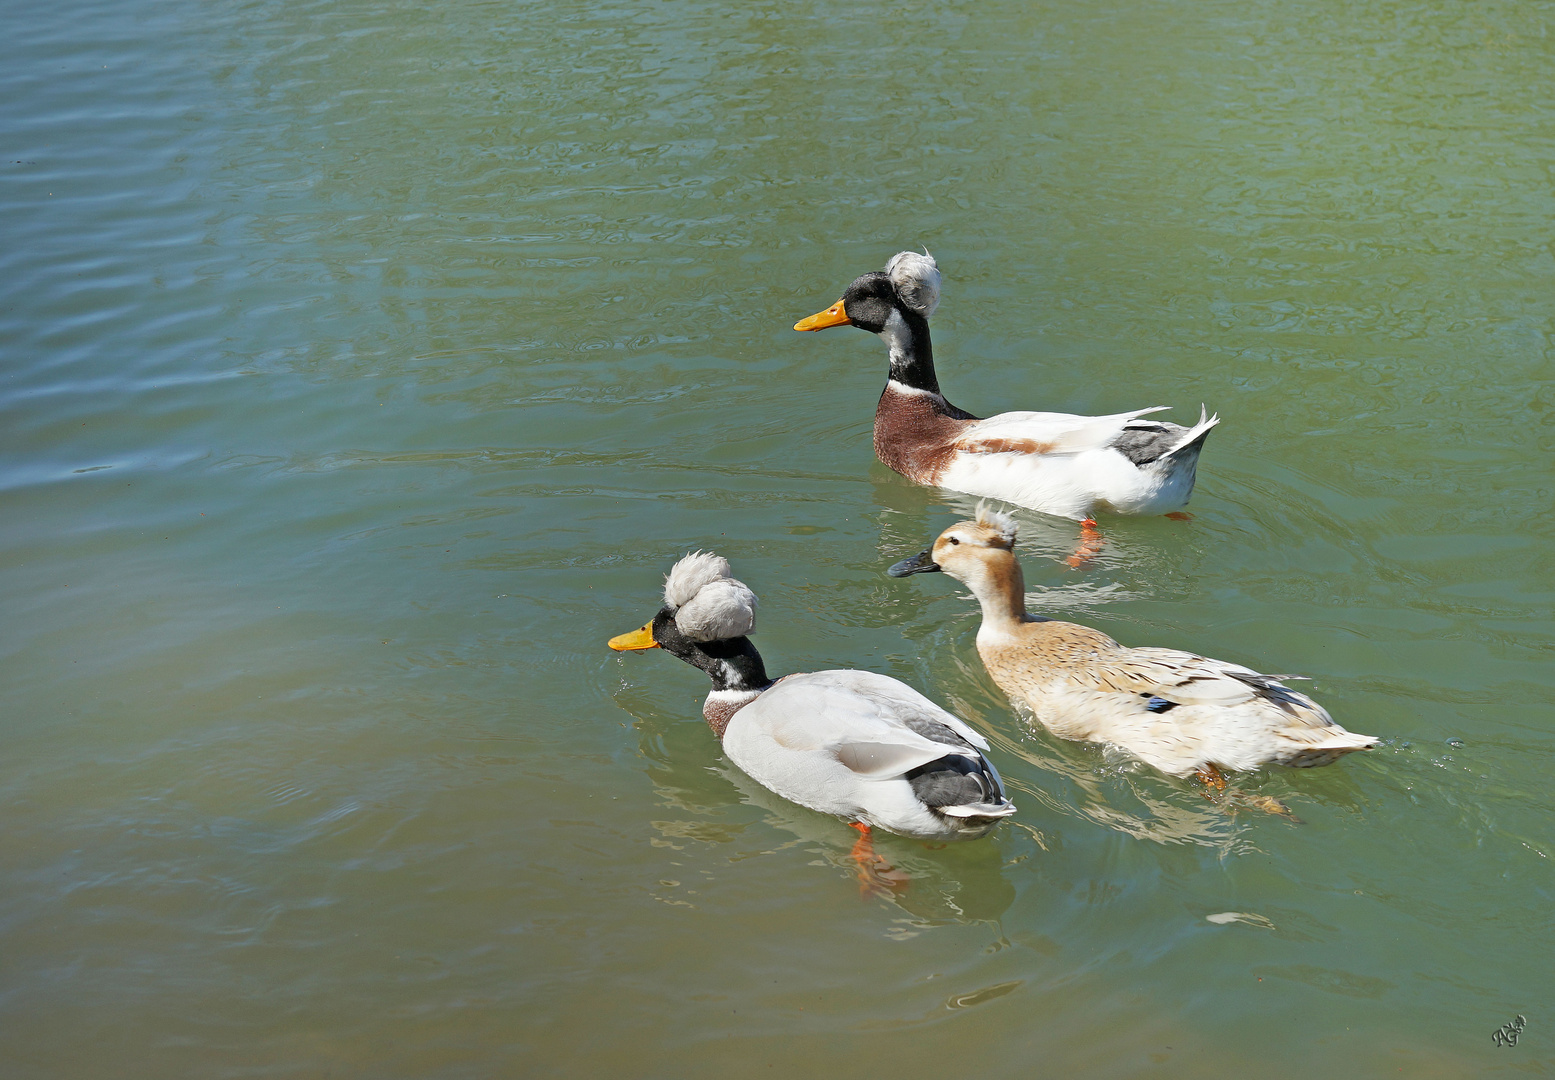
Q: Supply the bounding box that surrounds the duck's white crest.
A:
[975,502,1019,545]
[885,250,941,318]
[664,551,731,608]
[663,551,757,641]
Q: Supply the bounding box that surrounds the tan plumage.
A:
[889,508,1378,778]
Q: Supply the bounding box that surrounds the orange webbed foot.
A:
[1067,518,1105,570]
[848,823,910,900]
[1194,763,1228,795]
[1239,793,1302,822]
[1195,772,1303,823]
[1165,512,1193,522]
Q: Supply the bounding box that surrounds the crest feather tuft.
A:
[975,502,1019,545]
[662,551,757,641]
[885,250,941,317]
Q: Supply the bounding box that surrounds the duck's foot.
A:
[1066,518,1105,570]
[849,822,910,900]
[1194,768,1303,822]
[1165,511,1194,522]
[1233,792,1303,823]
[1194,763,1228,794]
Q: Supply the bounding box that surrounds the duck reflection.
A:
[610,691,1018,925]
[714,760,1016,924]
[936,671,1253,854]
[873,483,1178,582]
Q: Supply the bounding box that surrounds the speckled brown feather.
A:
[959,436,1059,456]
[908,516,1378,774]
[980,623,1300,709]
[702,694,750,738]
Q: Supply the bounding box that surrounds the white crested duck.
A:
[795,252,1219,523]
[887,508,1378,790]
[609,552,1017,855]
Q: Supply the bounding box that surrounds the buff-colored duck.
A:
[795,251,1218,523]
[887,508,1378,787]
[609,552,1016,843]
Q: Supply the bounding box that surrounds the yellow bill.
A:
[793,300,851,332]
[608,622,659,651]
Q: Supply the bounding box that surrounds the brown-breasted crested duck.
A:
[609,552,1016,845]
[797,252,1218,523]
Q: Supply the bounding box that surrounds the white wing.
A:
[788,669,992,750]
[719,670,1014,837]
[955,407,1172,457]
[739,670,990,765]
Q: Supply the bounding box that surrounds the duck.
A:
[794,251,1219,523]
[608,551,1016,845]
[886,506,1378,789]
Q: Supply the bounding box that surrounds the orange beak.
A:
[607,622,659,651]
[794,300,851,332]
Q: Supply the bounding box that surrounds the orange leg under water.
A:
[1165,512,1193,522]
[1194,763,1228,795]
[1066,517,1105,570]
[848,823,911,900]
[1193,765,1301,820]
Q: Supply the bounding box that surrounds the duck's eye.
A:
[948,537,960,545]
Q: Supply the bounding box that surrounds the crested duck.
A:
[608,552,1016,843]
[795,252,1219,522]
[887,507,1378,788]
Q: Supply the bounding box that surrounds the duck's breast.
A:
[873,385,973,483]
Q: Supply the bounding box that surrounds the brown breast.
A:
[702,679,787,738]
[873,386,974,483]
[703,694,751,738]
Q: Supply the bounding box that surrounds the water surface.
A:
[2,0,1552,1075]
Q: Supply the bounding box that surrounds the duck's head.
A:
[794,250,941,336]
[608,551,770,691]
[887,505,1020,592]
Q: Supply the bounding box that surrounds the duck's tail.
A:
[1159,404,1221,460]
[939,799,1018,820]
[1315,730,1380,752]
[1280,728,1380,767]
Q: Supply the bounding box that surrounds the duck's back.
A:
[721,670,1007,832]
[877,390,1211,517]
[977,621,1375,775]
[725,671,989,765]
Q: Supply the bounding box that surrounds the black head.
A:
[608,606,771,693]
[793,271,917,335]
[836,271,902,333]
[794,252,944,392]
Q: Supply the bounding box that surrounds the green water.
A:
[2,0,1551,1075]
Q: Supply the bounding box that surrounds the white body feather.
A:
[940,407,1220,519]
[720,669,1014,839]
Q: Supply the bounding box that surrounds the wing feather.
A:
[955,407,1172,457]
[741,671,993,771]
